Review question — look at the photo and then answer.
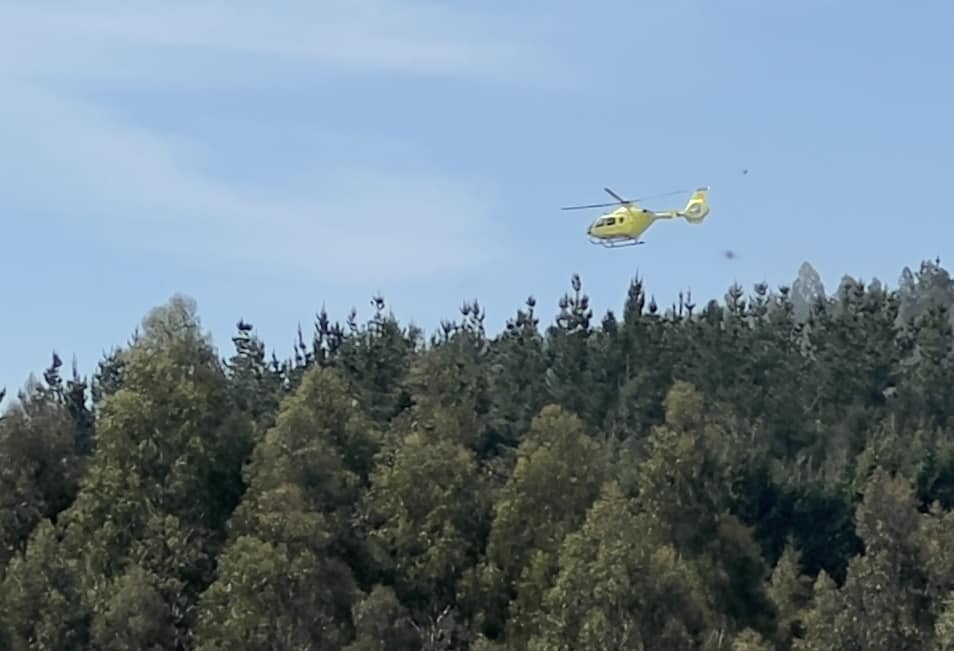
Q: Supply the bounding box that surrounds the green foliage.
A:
[7,261,954,648]
[363,419,490,617]
[89,565,176,650]
[0,373,87,571]
[192,364,374,648]
[1,520,89,650]
[529,481,712,649]
[193,524,359,649]
[484,296,547,455]
[343,585,420,651]
[477,404,608,644]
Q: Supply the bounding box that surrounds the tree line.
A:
[3,259,954,649]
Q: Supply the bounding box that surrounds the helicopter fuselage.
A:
[586,204,658,245]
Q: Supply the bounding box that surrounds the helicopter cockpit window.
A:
[597,217,615,226]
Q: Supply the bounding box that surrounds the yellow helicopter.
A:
[561,186,710,247]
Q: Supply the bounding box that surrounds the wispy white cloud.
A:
[0,78,504,280]
[0,1,554,280]
[0,1,567,88]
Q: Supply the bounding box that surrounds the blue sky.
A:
[2,0,953,404]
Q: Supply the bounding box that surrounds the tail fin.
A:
[681,186,709,223]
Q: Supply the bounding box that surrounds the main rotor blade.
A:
[560,201,623,210]
[560,188,690,211]
[636,189,690,201]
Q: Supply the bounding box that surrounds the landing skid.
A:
[589,237,645,248]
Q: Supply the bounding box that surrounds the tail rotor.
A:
[680,186,710,223]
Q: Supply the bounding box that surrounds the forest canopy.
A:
[4,259,954,649]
